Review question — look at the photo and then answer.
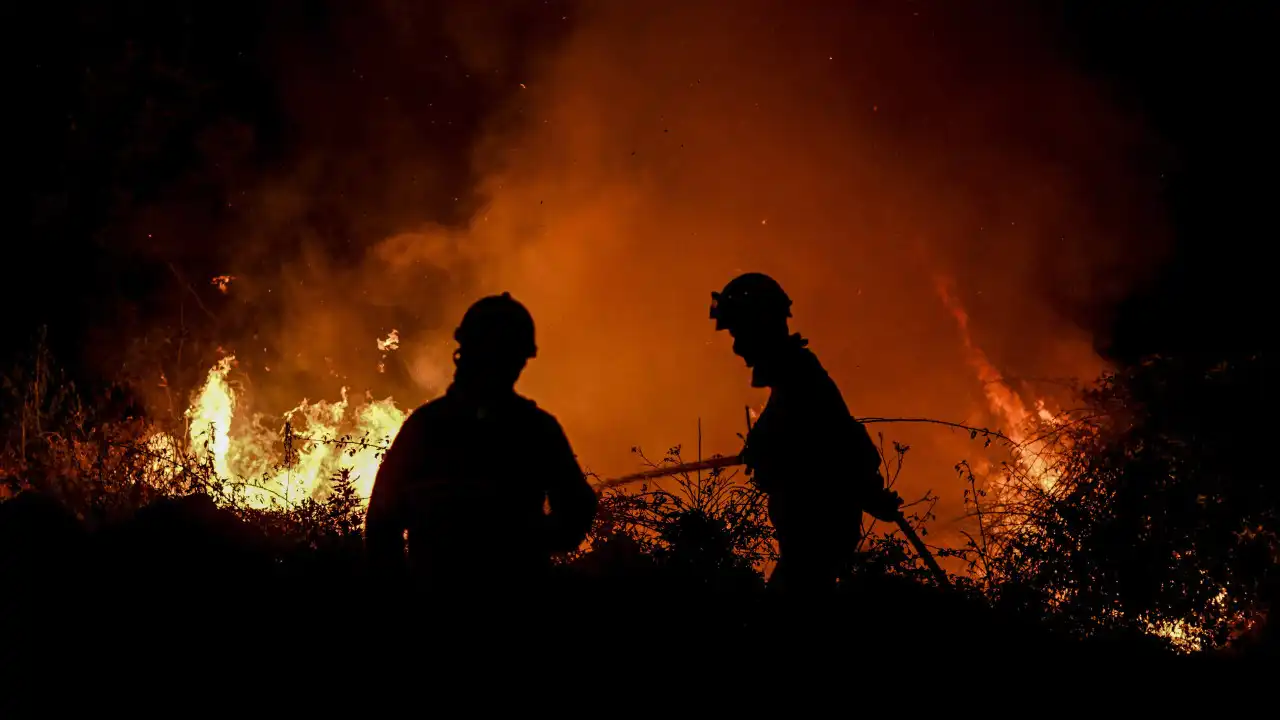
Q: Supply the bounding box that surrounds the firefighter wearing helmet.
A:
[710,273,902,594]
[366,292,597,601]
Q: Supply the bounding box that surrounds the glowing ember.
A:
[934,276,1235,650]
[211,275,236,293]
[1144,588,1230,653]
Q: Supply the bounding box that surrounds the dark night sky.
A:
[1051,3,1273,362]
[4,1,1273,386]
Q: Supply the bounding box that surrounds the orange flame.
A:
[934,276,1060,492]
[186,355,236,480]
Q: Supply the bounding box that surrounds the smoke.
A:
[101,1,1168,533]
[350,0,1169,493]
[131,1,580,413]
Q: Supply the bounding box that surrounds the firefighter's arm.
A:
[365,413,423,575]
[850,418,903,521]
[542,418,598,554]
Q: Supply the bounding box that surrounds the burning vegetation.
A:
[1,292,1269,658]
[5,0,1275,680]
[158,352,406,508]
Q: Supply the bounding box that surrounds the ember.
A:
[210,275,236,294]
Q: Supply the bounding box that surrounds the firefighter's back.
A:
[391,390,564,587]
[747,346,881,511]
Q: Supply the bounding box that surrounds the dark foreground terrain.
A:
[1,489,1272,709]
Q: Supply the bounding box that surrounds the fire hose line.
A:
[594,453,951,589]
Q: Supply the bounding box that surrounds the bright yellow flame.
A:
[170,346,410,510]
[377,329,400,374]
[186,355,236,480]
[377,329,400,352]
[1145,588,1229,653]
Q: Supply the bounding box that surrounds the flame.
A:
[934,276,1060,492]
[377,329,400,352]
[377,329,400,374]
[935,276,1240,650]
[349,397,409,497]
[1144,588,1230,653]
[186,355,236,480]
[145,431,182,481]
[162,344,409,509]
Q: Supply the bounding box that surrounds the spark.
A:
[211,275,236,293]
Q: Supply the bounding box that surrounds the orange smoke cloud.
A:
[203,2,1167,543]
[362,2,1162,504]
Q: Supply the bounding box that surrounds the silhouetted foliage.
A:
[854,435,957,587]
[965,353,1272,650]
[587,445,773,594]
[0,330,391,562]
[1,333,1274,665]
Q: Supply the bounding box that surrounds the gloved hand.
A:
[866,488,904,522]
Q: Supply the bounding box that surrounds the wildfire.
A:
[186,355,236,480]
[934,276,1233,651]
[934,276,1061,493]
[157,348,409,510]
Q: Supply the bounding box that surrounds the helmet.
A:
[709,272,792,331]
[454,292,537,359]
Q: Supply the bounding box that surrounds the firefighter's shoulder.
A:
[512,394,569,436]
[397,396,453,436]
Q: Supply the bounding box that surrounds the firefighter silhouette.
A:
[710,273,902,593]
[365,293,598,597]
